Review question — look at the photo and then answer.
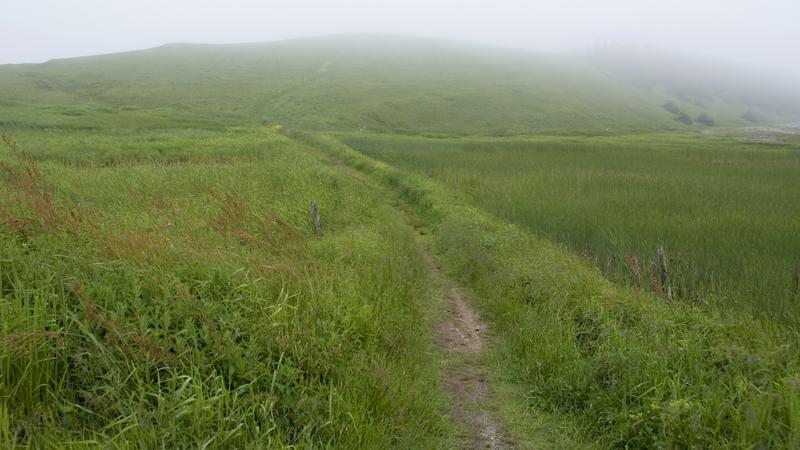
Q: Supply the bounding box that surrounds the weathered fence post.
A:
[310,200,323,237]
[657,245,673,300]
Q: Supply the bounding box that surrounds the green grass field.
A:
[341,132,800,322]
[303,134,800,448]
[0,128,457,448]
[2,36,800,448]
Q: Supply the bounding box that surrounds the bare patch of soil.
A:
[423,249,513,449]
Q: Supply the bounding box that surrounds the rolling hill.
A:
[1,35,797,135]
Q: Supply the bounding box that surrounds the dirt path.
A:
[328,162,514,448]
[420,248,514,449]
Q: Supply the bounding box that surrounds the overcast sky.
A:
[1,0,798,75]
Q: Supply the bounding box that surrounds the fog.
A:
[1,0,798,77]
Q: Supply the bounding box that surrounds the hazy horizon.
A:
[2,0,799,78]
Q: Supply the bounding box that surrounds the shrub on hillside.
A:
[674,110,693,125]
[696,112,715,126]
[661,101,681,115]
[662,101,694,125]
[741,109,761,123]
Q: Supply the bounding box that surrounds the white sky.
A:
[1,0,799,75]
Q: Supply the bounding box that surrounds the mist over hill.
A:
[1,35,797,134]
[583,43,800,116]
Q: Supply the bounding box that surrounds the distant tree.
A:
[674,110,693,125]
[696,112,715,126]
[662,100,695,125]
[741,109,761,123]
[662,101,681,115]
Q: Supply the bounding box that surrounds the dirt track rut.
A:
[421,248,513,449]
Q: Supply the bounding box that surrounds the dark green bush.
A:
[741,109,761,123]
[661,101,681,115]
[673,110,693,125]
[697,112,715,126]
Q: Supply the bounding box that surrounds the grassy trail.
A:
[414,218,513,449]
[304,135,588,449]
[329,157,515,448]
[294,131,800,448]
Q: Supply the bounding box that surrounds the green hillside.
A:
[1,35,795,135]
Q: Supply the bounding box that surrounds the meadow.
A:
[0,127,455,448]
[310,134,800,448]
[341,132,800,322]
[3,36,800,448]
[3,122,800,449]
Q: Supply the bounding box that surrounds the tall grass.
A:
[0,129,453,448]
[342,132,800,322]
[316,134,800,448]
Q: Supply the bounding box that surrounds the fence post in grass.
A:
[310,200,323,237]
[657,245,673,300]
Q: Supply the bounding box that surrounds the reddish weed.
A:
[71,282,176,365]
[0,330,61,358]
[0,133,92,235]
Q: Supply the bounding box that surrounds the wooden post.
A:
[310,200,323,237]
[657,245,673,300]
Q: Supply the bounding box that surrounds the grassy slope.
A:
[307,133,800,449]
[1,35,794,136]
[0,128,455,448]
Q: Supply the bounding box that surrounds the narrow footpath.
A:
[329,160,515,449]
[417,234,513,449]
